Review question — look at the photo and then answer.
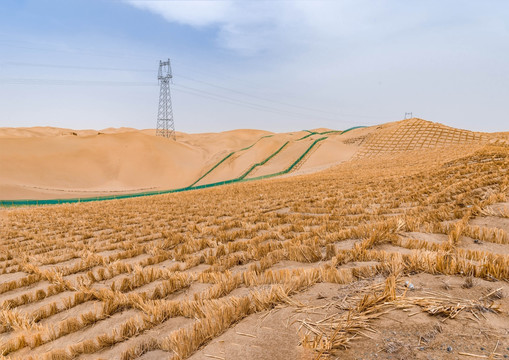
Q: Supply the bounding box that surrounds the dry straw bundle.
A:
[299,276,501,354]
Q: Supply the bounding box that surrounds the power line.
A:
[0,76,337,122]
[0,78,155,86]
[3,61,152,73]
[172,84,364,125]
[177,73,387,120]
[0,76,384,126]
[2,61,387,121]
[176,74,342,117]
[173,83,339,122]
[172,87,334,123]
[0,40,393,121]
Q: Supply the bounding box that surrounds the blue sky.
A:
[0,0,508,133]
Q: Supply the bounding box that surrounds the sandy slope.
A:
[0,119,497,200]
[194,132,308,186]
[245,138,313,178]
[0,131,203,199]
[0,128,274,200]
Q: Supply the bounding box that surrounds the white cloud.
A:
[126,1,360,55]
[127,0,295,55]
[124,1,438,57]
[123,1,509,132]
[127,0,234,27]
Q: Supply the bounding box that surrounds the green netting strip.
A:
[188,134,274,187]
[341,126,366,134]
[182,136,327,189]
[238,141,289,180]
[238,134,274,151]
[318,130,341,135]
[296,132,317,141]
[188,152,234,188]
[298,126,366,140]
[269,136,328,176]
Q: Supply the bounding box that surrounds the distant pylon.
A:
[404,112,413,119]
[156,59,175,140]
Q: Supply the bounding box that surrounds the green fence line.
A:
[296,129,339,140]
[0,127,362,207]
[176,136,328,189]
[267,136,328,177]
[238,141,289,180]
[297,126,366,140]
[189,141,290,189]
[341,126,366,134]
[296,132,316,141]
[188,152,234,188]
[188,134,274,187]
[238,134,274,151]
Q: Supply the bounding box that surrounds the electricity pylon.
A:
[156,59,175,140]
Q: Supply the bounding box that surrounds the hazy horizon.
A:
[0,118,504,135]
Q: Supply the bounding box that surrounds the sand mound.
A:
[0,132,206,198]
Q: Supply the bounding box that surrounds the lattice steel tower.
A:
[156,59,175,140]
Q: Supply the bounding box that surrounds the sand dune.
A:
[194,134,290,186]
[354,118,488,158]
[0,119,498,200]
[0,131,203,199]
[245,138,313,178]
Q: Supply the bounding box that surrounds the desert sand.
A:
[0,118,492,201]
[0,127,277,200]
[1,118,508,360]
